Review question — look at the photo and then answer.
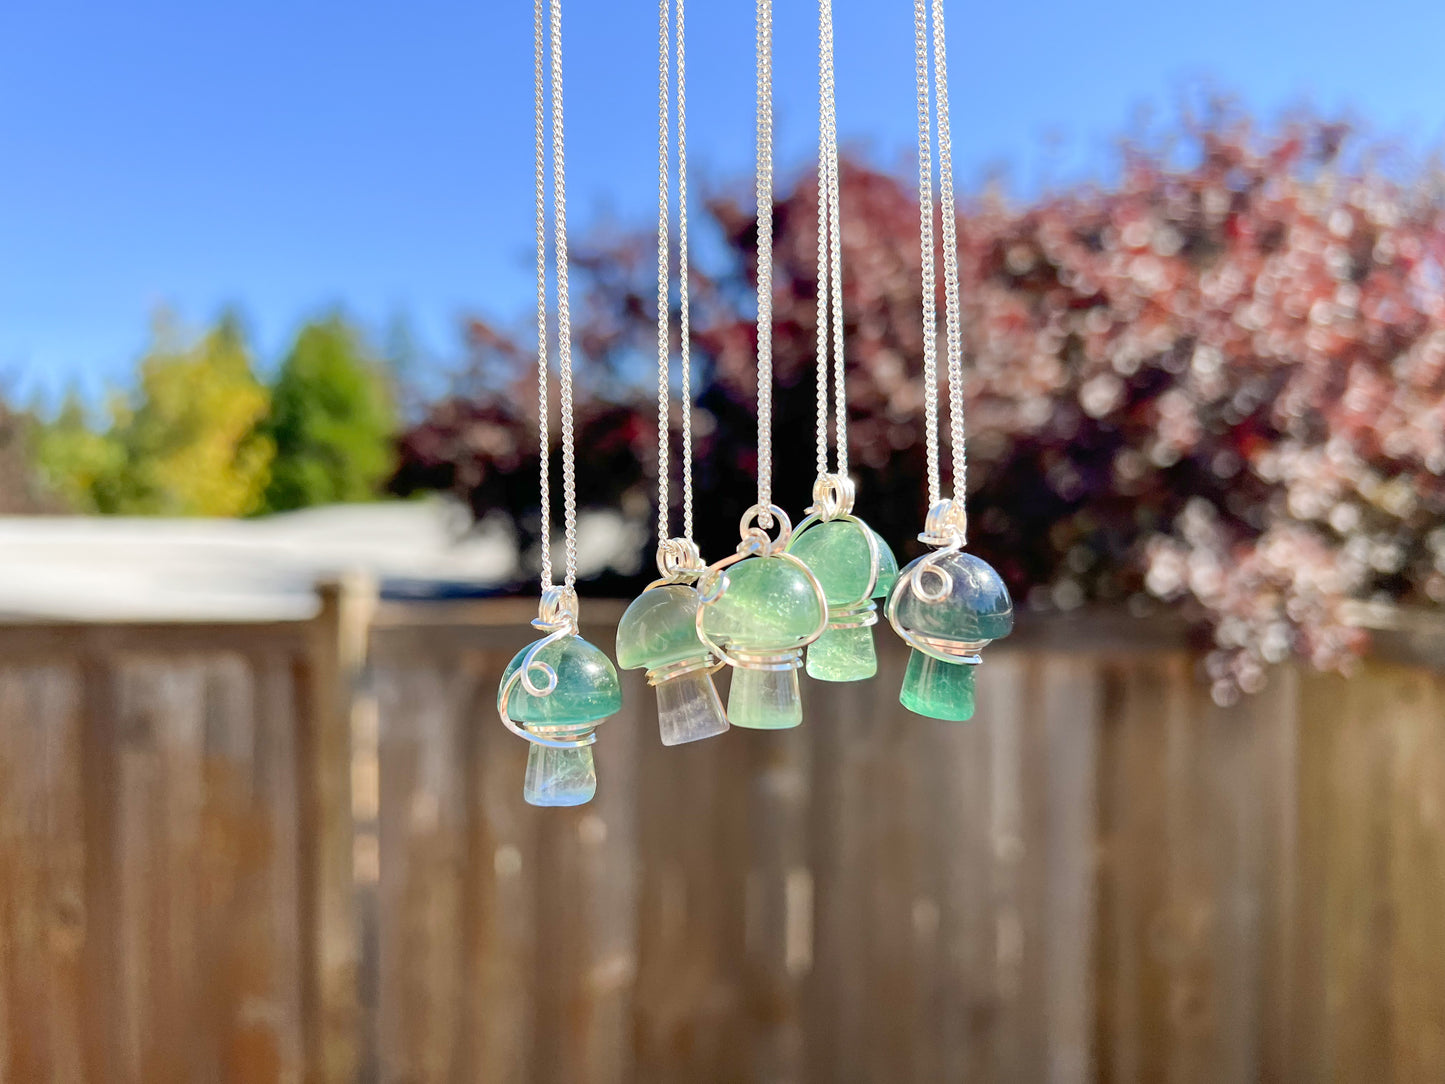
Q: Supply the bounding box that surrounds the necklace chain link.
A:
[913,0,965,511]
[814,0,848,481]
[534,0,578,589]
[657,0,695,549]
[754,0,775,525]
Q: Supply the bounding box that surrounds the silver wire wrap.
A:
[694,504,829,670]
[648,537,707,590]
[787,474,883,632]
[884,499,986,663]
[498,586,602,750]
[645,653,727,687]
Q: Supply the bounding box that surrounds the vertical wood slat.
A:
[302,578,373,1084]
[466,646,542,1084]
[1038,654,1102,1084]
[630,669,751,1084]
[373,660,472,1083]
[79,650,122,1084]
[1388,667,1445,1083]
[0,665,85,1084]
[1302,667,1398,1080]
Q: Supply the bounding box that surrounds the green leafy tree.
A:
[103,313,273,515]
[30,391,124,513]
[35,313,276,516]
[258,315,397,514]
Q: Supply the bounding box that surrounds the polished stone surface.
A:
[656,670,731,745]
[890,551,1014,644]
[522,744,597,806]
[497,634,622,727]
[700,556,825,652]
[805,625,878,682]
[618,584,728,745]
[727,665,804,729]
[499,633,620,807]
[616,584,709,670]
[898,650,978,721]
[789,519,899,605]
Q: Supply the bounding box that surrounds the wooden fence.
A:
[0,583,1442,1083]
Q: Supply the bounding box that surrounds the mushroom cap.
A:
[616,584,710,670]
[700,555,826,652]
[890,551,1014,644]
[789,518,899,605]
[498,634,622,728]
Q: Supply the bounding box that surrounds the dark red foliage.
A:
[395,114,1445,698]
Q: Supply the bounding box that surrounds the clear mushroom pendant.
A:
[886,500,1013,721]
[698,504,829,729]
[497,588,622,806]
[617,539,730,746]
[787,474,899,682]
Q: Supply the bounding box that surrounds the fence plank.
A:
[630,670,751,1084]
[301,580,370,1084]
[373,660,470,1083]
[463,646,542,1084]
[1038,653,1102,1084]
[1388,667,1445,1083]
[1318,667,1397,1080]
[0,664,85,1084]
[729,682,811,1084]
[1094,654,1178,1083]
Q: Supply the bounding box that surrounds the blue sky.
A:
[2,0,1443,405]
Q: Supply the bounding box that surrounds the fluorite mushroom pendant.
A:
[697,505,829,729]
[497,588,622,806]
[788,474,899,682]
[886,500,1013,721]
[617,540,730,746]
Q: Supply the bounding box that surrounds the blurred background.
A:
[1,0,1444,1081]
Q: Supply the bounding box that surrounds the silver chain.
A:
[534,0,553,584]
[912,0,939,507]
[913,0,964,508]
[754,0,775,523]
[931,0,965,504]
[814,0,848,481]
[656,0,672,547]
[676,0,693,542]
[657,0,695,548]
[534,0,578,589]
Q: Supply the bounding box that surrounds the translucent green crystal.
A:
[790,518,898,682]
[617,584,709,670]
[890,551,1014,644]
[789,519,898,604]
[498,634,622,727]
[655,669,730,745]
[899,651,978,721]
[498,634,620,807]
[616,584,729,745]
[727,666,803,729]
[700,555,823,729]
[700,556,826,651]
[889,550,1010,722]
[806,625,877,681]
